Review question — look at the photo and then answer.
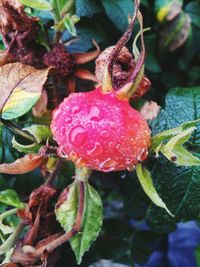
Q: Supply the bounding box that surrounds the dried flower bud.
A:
[95,46,134,89]
[43,44,76,78]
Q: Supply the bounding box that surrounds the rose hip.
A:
[51,87,151,172]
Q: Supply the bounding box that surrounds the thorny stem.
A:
[0,222,24,256]
[0,119,36,143]
[36,181,85,255]
[45,159,63,185]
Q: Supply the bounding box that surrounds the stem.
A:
[0,222,24,256]
[107,0,140,78]
[35,181,85,255]
[0,119,36,143]
[0,208,18,221]
[45,159,62,185]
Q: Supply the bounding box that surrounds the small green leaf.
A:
[24,125,52,144]
[136,164,174,216]
[54,14,80,35]
[0,190,25,209]
[151,118,200,153]
[12,125,52,153]
[55,181,103,264]
[19,0,53,10]
[160,127,200,166]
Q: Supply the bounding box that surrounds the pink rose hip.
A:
[51,87,151,172]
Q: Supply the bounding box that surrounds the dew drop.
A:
[109,141,114,148]
[87,106,101,121]
[68,125,87,146]
[65,117,72,124]
[127,164,136,172]
[99,158,116,172]
[53,108,61,120]
[86,142,103,156]
[137,149,148,162]
[69,151,78,161]
[72,106,81,114]
[100,130,109,138]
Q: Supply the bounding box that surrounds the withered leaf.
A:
[0,62,50,119]
[0,0,38,35]
[0,146,47,174]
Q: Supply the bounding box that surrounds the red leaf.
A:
[0,147,48,174]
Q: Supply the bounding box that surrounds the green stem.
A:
[0,222,23,256]
[0,208,18,221]
[75,166,91,182]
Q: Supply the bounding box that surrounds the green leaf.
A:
[147,87,200,230]
[195,244,200,267]
[101,0,134,32]
[12,125,52,153]
[0,190,25,209]
[0,63,50,120]
[160,127,200,165]
[55,181,103,264]
[185,1,200,28]
[75,0,103,17]
[136,164,173,216]
[19,0,52,10]
[55,14,80,35]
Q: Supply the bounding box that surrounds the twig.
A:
[45,159,63,185]
[0,222,24,256]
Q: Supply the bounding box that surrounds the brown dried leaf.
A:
[0,0,38,35]
[0,146,47,174]
[0,62,50,119]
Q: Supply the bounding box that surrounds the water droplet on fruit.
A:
[99,158,116,172]
[109,142,114,147]
[86,142,103,156]
[69,151,78,161]
[121,135,125,141]
[69,126,87,146]
[88,106,101,121]
[53,108,61,120]
[137,149,148,162]
[57,146,69,159]
[108,121,116,128]
[65,117,72,124]
[127,164,136,172]
[72,106,81,114]
[100,130,109,138]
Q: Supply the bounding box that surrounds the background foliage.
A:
[0,0,200,266]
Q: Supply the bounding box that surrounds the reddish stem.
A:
[108,0,140,78]
[45,159,62,185]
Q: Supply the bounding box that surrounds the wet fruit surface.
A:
[51,87,151,172]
